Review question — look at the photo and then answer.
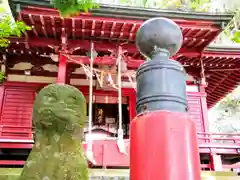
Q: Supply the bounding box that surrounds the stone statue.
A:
[19,84,88,180]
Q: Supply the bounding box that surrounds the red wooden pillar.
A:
[199,85,209,132]
[0,85,4,118]
[129,92,136,121]
[131,112,201,180]
[57,53,67,84]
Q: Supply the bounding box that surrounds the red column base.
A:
[130,111,201,180]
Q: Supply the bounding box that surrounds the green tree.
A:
[230,9,240,43]
[0,8,31,48]
[0,7,31,81]
[210,88,240,133]
[51,0,98,17]
[231,30,240,43]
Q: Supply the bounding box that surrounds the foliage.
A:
[0,9,31,48]
[223,8,240,44]
[188,0,211,11]
[231,30,240,43]
[19,84,88,180]
[0,71,6,82]
[230,8,240,43]
[120,0,211,11]
[0,8,31,82]
[51,0,99,17]
[210,88,240,133]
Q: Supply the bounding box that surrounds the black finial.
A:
[136,18,183,59]
[135,18,187,114]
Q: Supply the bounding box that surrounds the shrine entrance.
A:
[84,103,130,140]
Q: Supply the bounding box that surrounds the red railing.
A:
[197,132,240,154]
[1,128,240,167]
[0,161,240,170]
[1,126,240,152]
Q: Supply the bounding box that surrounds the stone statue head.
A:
[33,84,86,135]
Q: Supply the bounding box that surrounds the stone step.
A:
[201,171,240,180]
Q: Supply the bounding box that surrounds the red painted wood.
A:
[7,5,239,109]
[0,160,228,170]
[0,83,207,140]
[187,92,207,133]
[9,38,203,60]
[0,86,35,140]
[188,96,205,133]
[57,53,67,83]
[129,92,136,121]
[1,136,240,166]
[0,160,235,170]
[0,86,5,117]
[130,111,201,180]
[1,82,240,166]
[0,160,25,165]
[89,95,128,104]
[200,95,208,132]
[20,6,217,26]
[0,142,33,149]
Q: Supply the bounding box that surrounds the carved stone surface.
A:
[19,84,88,180]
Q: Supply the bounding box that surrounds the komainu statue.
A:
[19,84,88,180]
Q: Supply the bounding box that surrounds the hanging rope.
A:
[95,70,104,87]
[200,56,207,86]
[126,72,136,91]
[86,41,96,164]
[82,64,93,79]
[116,46,126,154]
[65,54,136,90]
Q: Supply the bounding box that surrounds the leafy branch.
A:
[0,71,6,82]
[187,0,211,12]
[0,8,31,82]
[231,30,240,43]
[223,8,240,43]
[0,9,31,48]
[120,0,211,12]
[211,93,240,133]
[51,0,99,17]
[209,88,240,134]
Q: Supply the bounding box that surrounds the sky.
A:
[0,0,12,14]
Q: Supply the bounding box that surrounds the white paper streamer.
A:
[86,41,96,164]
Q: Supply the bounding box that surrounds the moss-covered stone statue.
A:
[19,84,88,180]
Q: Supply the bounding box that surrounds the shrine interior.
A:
[84,103,130,139]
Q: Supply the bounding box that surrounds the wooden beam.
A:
[9,37,201,57]
[57,53,67,83]
[7,69,132,82]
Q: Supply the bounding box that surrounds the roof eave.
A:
[206,44,240,52]
[9,0,234,28]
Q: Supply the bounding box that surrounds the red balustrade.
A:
[1,132,240,166]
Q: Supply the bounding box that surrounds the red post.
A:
[130,111,201,180]
[130,17,201,180]
[129,93,136,121]
[57,53,67,84]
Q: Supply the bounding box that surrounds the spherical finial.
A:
[136,17,183,58]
